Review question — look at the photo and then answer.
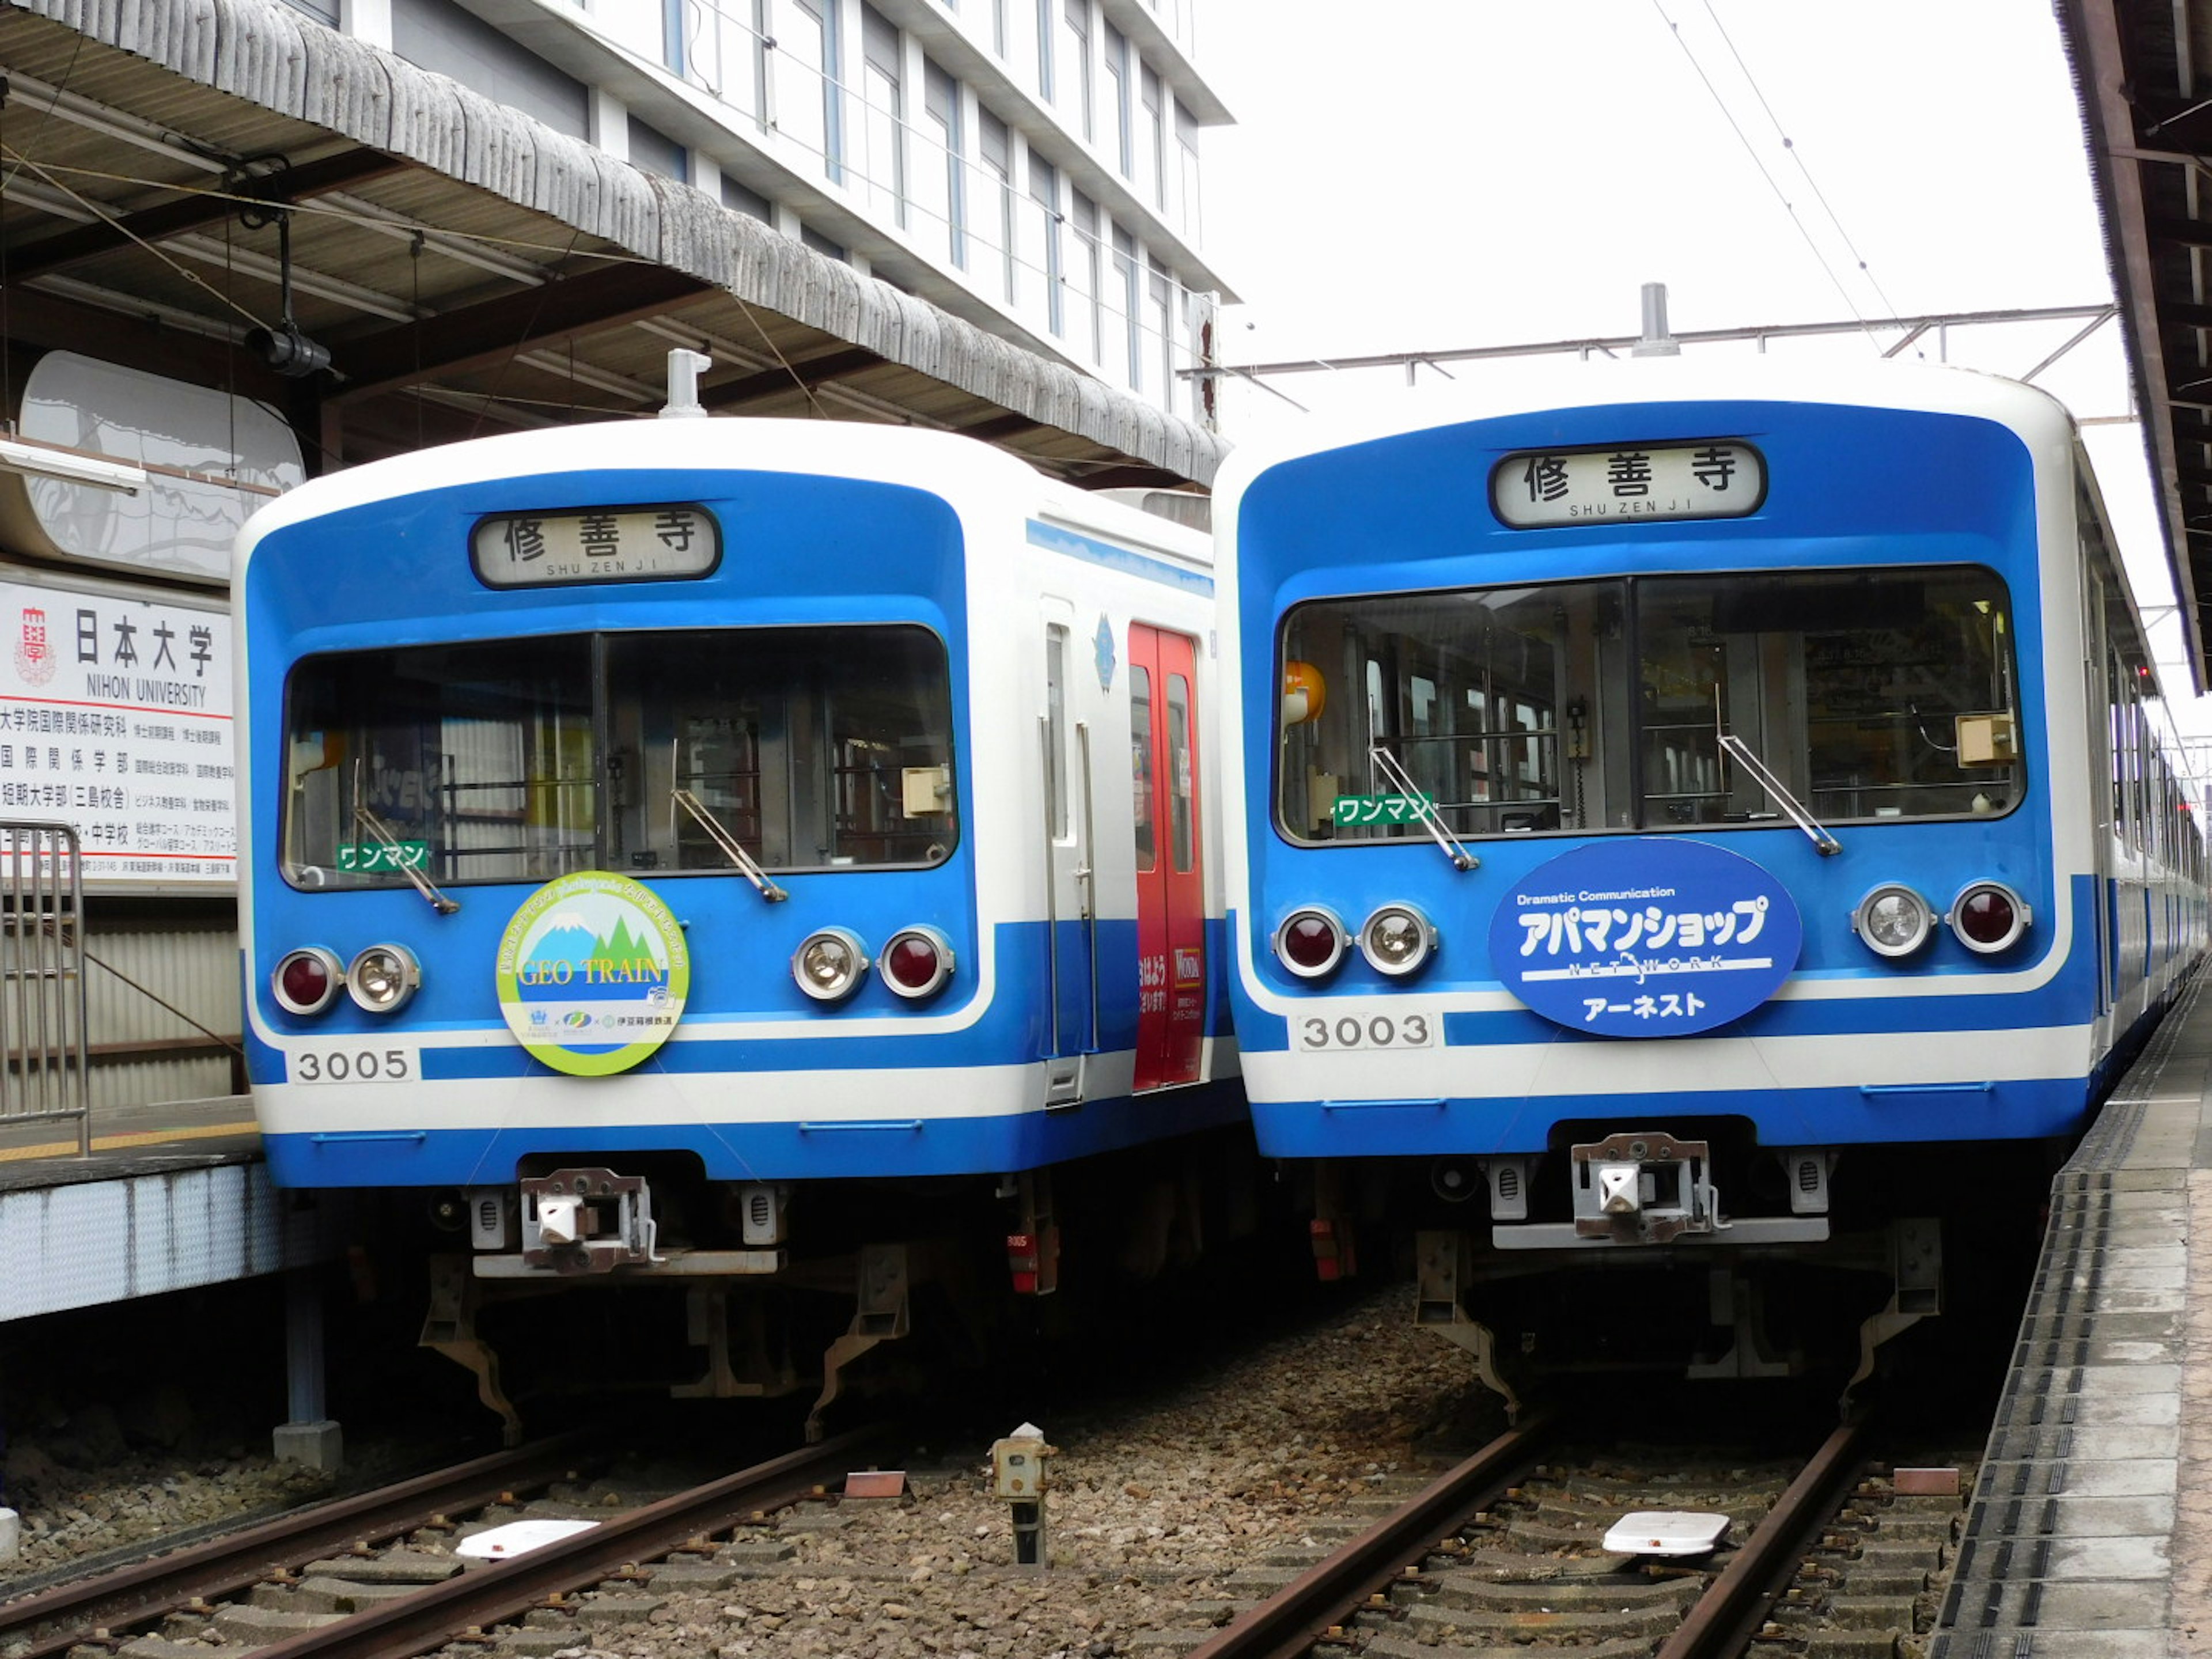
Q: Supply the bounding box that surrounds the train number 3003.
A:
[1295,1010,1437,1053]
[288,1047,419,1084]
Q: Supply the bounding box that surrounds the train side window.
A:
[1131,662,1156,872]
[1167,672,1194,873]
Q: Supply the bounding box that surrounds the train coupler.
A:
[1570,1132,1716,1244]
[518,1168,661,1273]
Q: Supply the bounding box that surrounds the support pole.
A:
[274,1268,343,1472]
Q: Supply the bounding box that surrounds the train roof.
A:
[1209,357,2079,504]
[235,416,1210,577]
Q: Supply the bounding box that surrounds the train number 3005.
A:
[1295,1011,1437,1052]
[288,1047,419,1084]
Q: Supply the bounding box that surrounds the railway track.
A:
[1188,1412,1967,1659]
[0,1425,891,1659]
[0,1369,1974,1659]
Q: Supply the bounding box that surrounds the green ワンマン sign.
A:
[495,870,690,1077]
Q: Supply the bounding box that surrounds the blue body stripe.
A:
[1244,1075,2092,1159]
[1025,520,1215,596]
[260,1077,1248,1187]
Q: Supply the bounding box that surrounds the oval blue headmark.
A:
[1486,839,1802,1037]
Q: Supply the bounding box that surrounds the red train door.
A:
[1129,624,1205,1090]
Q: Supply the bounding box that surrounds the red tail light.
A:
[1272,907,1347,979]
[882,926,955,998]
[1950,882,2030,954]
[272,947,344,1016]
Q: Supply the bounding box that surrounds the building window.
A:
[671,0,768,129]
[724,175,772,219]
[1141,65,1165,207]
[1060,0,1092,140]
[993,0,1007,56]
[1149,257,1173,408]
[800,224,847,262]
[980,109,1017,305]
[392,0,588,138]
[1113,225,1141,387]
[1029,154,1063,336]
[1035,0,1054,101]
[861,4,905,223]
[1103,21,1131,177]
[782,0,843,183]
[281,0,338,24]
[921,60,966,268]
[628,113,691,183]
[1175,99,1200,239]
[1070,190,1103,364]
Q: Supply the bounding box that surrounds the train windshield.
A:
[281,625,957,889]
[1277,565,2020,843]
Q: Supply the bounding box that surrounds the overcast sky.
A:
[1192,1,2196,715]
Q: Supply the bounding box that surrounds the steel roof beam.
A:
[327,265,713,403]
[4,149,405,284]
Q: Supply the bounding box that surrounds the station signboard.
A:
[0,578,233,888]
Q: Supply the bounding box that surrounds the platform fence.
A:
[0,821,90,1154]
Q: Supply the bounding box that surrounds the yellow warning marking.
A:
[0,1120,259,1164]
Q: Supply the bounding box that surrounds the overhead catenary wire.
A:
[1697,0,1903,323]
[1647,0,1885,346]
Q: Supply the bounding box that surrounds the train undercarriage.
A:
[406,1127,1271,1442]
[1291,1120,2056,1414]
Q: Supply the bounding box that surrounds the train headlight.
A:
[1850,884,1934,959]
[1272,907,1348,980]
[346,943,421,1013]
[793,927,870,1002]
[881,926,955,999]
[1949,881,2031,955]
[1359,903,1437,978]
[272,946,345,1016]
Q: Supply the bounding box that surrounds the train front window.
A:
[282,625,957,889]
[1276,565,2020,843]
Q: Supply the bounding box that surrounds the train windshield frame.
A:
[279,624,959,891]
[1275,563,2021,844]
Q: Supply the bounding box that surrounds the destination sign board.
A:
[471,505,721,588]
[1490,440,1765,529]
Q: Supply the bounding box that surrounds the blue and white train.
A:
[237,362,1244,1435]
[1213,360,2207,1395]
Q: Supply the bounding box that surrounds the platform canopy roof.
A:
[0,0,1222,491]
[2063,0,2212,688]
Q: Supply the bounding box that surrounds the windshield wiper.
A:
[1714,714,1840,857]
[1366,747,1478,871]
[351,804,461,914]
[673,789,789,901]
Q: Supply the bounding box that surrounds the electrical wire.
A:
[1647,0,1884,343]
[1699,0,1903,321]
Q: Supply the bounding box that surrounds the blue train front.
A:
[1215,361,2206,1394]
[238,393,1247,1434]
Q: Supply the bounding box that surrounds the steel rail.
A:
[234,1423,895,1659]
[1655,1415,1871,1659]
[1181,1411,1557,1659]
[0,1433,601,1659]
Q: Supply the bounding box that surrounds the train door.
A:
[1040,608,1093,1107]
[1129,624,1205,1090]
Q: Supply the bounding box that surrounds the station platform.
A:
[0,1096,339,1325]
[1931,978,2212,1658]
